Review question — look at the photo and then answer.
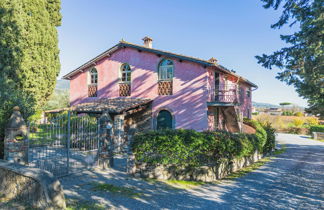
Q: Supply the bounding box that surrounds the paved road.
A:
[61,133,324,209]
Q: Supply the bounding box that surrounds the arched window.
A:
[158,59,173,80]
[157,110,173,130]
[88,68,98,97]
[120,63,131,82]
[89,68,98,85]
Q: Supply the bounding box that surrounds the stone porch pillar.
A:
[113,114,125,153]
[98,111,114,169]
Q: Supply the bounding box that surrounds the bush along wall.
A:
[131,120,275,182]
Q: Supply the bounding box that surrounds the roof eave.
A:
[62,44,121,80]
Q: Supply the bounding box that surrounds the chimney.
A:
[208,57,218,64]
[142,36,153,48]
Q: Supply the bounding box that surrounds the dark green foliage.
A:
[0,0,61,157]
[279,102,291,106]
[132,121,275,168]
[256,0,324,117]
[282,111,294,116]
[309,125,324,133]
[0,77,36,157]
[261,122,276,153]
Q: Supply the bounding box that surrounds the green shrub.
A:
[132,120,275,168]
[282,111,294,116]
[309,125,324,133]
[292,118,305,127]
[261,122,276,153]
[305,117,319,126]
[287,127,309,135]
[294,112,304,117]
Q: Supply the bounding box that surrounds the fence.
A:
[27,111,100,177]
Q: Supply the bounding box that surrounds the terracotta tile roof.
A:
[62,40,257,88]
[70,98,152,114]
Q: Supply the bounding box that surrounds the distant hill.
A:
[55,79,69,90]
[252,101,280,108]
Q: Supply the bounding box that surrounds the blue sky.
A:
[58,0,308,107]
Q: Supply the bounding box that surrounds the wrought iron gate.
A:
[27,111,100,177]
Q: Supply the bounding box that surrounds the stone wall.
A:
[132,150,263,182]
[0,161,66,209]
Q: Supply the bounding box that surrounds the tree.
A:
[0,0,61,156]
[256,0,324,117]
[0,0,61,109]
[279,102,292,111]
[44,89,70,111]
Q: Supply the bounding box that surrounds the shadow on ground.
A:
[60,134,324,209]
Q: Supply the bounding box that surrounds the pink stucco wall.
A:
[70,47,209,131]
[238,82,252,118]
[206,69,253,130]
[69,47,253,131]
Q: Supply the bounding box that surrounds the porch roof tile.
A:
[70,98,152,114]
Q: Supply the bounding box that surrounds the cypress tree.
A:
[0,0,61,156]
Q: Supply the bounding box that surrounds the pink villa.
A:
[63,37,257,133]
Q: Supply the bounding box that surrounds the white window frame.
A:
[120,63,131,83]
[88,68,98,85]
[158,59,174,81]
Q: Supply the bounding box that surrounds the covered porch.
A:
[207,102,243,133]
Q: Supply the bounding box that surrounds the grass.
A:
[91,182,142,198]
[224,145,286,180]
[162,180,205,189]
[273,144,286,155]
[312,138,324,143]
[144,178,206,189]
[252,114,318,133]
[66,199,106,210]
[224,157,271,180]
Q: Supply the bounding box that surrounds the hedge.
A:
[132,120,275,168]
[309,125,324,133]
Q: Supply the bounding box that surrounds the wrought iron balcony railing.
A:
[214,84,239,103]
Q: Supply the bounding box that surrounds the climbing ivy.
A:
[132,120,275,168]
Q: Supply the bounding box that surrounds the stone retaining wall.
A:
[0,161,66,209]
[132,151,263,182]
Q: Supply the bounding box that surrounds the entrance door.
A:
[157,110,173,130]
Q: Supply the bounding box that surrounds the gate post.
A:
[4,106,28,165]
[98,112,113,169]
[66,111,71,174]
[126,127,136,174]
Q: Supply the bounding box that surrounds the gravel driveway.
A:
[60,133,324,209]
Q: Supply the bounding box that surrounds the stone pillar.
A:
[4,106,28,164]
[113,114,125,153]
[126,127,137,174]
[98,112,113,169]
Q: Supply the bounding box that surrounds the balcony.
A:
[214,84,239,104]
